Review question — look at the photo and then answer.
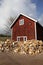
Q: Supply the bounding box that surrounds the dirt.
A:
[0,52,43,65]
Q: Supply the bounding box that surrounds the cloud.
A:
[0,0,37,34]
[0,0,11,34]
[38,14,43,26]
[10,0,37,18]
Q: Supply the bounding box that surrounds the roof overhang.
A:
[10,13,37,28]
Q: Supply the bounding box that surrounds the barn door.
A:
[17,37,20,41]
[17,36,27,41]
[20,37,23,41]
[17,37,23,41]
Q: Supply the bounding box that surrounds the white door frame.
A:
[17,36,27,41]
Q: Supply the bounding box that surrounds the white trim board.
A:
[35,22,37,40]
[11,28,13,40]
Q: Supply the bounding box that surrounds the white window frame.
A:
[19,19,24,25]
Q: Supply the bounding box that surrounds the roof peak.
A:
[10,13,37,28]
[20,13,37,22]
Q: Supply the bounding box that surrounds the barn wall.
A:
[12,15,35,41]
[36,22,43,41]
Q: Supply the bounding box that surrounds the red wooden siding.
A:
[11,15,35,41]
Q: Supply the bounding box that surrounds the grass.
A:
[0,36,11,41]
[0,34,11,41]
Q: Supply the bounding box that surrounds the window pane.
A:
[19,19,24,25]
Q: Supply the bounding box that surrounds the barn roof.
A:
[10,13,37,28]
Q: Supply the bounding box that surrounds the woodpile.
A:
[10,40,43,55]
[0,39,43,55]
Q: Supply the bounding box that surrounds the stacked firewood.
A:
[0,39,43,55]
[13,40,43,55]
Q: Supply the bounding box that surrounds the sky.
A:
[0,0,43,34]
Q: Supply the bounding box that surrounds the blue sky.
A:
[0,0,43,34]
[32,0,43,17]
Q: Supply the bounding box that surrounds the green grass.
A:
[0,36,11,41]
[0,34,11,41]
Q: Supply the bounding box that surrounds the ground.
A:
[0,52,43,65]
[0,37,43,65]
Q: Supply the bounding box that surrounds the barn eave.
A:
[10,13,37,28]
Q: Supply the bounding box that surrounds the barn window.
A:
[19,19,24,25]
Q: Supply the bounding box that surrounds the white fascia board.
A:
[20,13,37,22]
[10,14,20,28]
[10,13,37,28]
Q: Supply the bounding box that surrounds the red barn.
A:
[11,13,43,41]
